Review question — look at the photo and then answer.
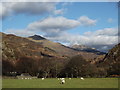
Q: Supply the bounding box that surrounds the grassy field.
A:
[2,78,118,88]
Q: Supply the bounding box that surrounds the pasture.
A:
[2,78,118,88]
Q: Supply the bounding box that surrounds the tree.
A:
[60,55,100,78]
[37,57,66,78]
[2,59,15,76]
[16,56,37,76]
[60,55,88,78]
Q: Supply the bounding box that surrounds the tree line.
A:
[2,55,119,78]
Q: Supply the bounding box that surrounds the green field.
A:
[2,78,118,88]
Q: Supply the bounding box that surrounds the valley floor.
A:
[2,78,118,88]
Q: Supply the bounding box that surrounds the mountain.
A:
[1,33,107,77]
[1,33,64,62]
[28,35,78,57]
[1,33,102,62]
[1,32,119,77]
[71,44,106,55]
[29,35,46,40]
[27,35,101,60]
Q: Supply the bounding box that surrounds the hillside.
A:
[27,35,102,61]
[2,33,61,61]
[97,43,120,76]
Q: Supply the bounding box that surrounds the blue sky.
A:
[63,2,118,34]
[1,2,118,52]
[2,2,118,33]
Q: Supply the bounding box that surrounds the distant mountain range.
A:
[71,44,106,55]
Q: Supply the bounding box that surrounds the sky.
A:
[1,2,119,52]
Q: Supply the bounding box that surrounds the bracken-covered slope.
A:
[1,33,64,63]
[97,43,120,75]
[104,43,120,62]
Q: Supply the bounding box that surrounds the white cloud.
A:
[78,16,97,26]
[0,3,13,19]
[2,0,119,2]
[4,16,97,37]
[108,18,113,23]
[1,0,61,2]
[27,16,80,33]
[1,2,69,19]
[61,2,73,7]
[12,2,55,15]
[47,31,118,46]
[5,29,35,37]
[1,2,56,19]
[84,28,118,36]
[54,9,64,15]
[46,27,118,52]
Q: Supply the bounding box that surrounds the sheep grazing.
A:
[69,78,71,80]
[60,78,65,84]
[80,77,84,80]
[42,78,45,80]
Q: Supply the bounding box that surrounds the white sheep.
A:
[60,78,65,84]
[42,78,45,80]
[80,77,84,80]
[69,78,71,80]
